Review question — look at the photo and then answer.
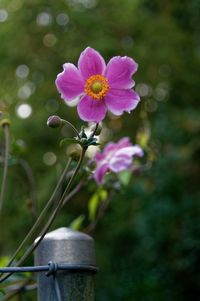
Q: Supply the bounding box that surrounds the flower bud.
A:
[67,145,82,161]
[47,115,62,128]
[0,118,10,128]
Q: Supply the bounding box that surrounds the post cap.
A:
[35,227,96,267]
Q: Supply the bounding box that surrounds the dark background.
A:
[0,0,200,300]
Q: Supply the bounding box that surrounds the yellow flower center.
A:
[84,74,109,100]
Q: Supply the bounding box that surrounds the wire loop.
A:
[46,261,58,277]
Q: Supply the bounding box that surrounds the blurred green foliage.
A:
[0,0,200,300]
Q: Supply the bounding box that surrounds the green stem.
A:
[0,125,10,214]
[19,148,85,263]
[5,157,72,269]
[61,119,81,140]
[0,148,86,283]
[62,179,84,208]
[90,123,99,138]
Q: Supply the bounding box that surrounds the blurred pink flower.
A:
[56,47,140,122]
[93,137,143,184]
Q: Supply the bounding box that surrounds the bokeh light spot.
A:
[56,13,69,26]
[136,83,152,97]
[0,9,8,22]
[43,33,57,47]
[16,104,32,119]
[18,82,35,100]
[66,0,97,9]
[16,65,30,79]
[43,152,57,166]
[36,12,52,26]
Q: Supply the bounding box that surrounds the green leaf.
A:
[88,189,107,221]
[88,193,100,221]
[99,188,107,201]
[60,138,79,147]
[0,256,10,266]
[70,215,85,230]
[118,170,132,186]
[136,127,150,149]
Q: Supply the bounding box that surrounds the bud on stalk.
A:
[47,115,62,128]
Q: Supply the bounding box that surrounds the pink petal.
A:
[103,142,117,154]
[94,152,105,162]
[102,138,132,155]
[130,145,144,157]
[55,63,84,101]
[114,146,144,158]
[104,89,140,116]
[78,47,106,79]
[94,162,109,184]
[109,145,143,173]
[77,95,107,122]
[106,56,138,89]
[117,137,132,148]
[109,153,132,172]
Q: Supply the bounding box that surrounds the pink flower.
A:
[56,47,140,123]
[93,137,143,184]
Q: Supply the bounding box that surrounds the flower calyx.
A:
[78,126,100,148]
[60,136,99,149]
[80,136,99,148]
[60,126,100,150]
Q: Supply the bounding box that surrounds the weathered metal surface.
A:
[35,227,96,301]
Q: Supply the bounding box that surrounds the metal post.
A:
[34,227,96,301]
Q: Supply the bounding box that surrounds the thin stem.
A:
[0,124,9,214]
[18,149,85,264]
[5,158,72,269]
[90,123,99,138]
[62,180,84,208]
[61,119,81,140]
[0,148,86,283]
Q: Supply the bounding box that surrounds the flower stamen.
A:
[84,74,109,100]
